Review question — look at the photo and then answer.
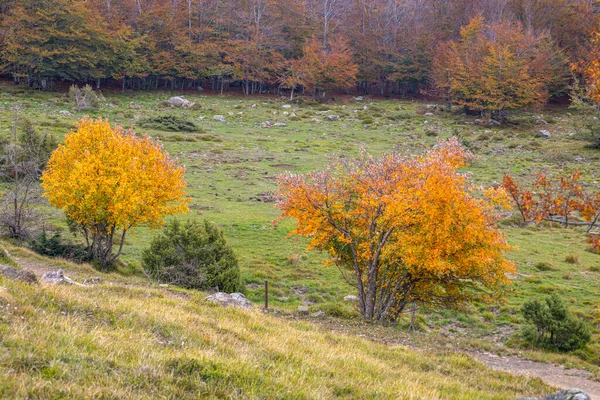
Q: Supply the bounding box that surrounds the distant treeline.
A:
[0,0,598,95]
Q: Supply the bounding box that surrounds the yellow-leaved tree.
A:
[277,138,515,321]
[41,118,188,269]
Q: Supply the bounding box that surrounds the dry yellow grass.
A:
[0,249,553,399]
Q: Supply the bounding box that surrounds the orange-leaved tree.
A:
[277,138,515,321]
[432,17,565,122]
[41,118,189,269]
[502,172,600,253]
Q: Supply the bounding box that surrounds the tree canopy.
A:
[277,138,515,321]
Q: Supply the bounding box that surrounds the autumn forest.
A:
[1,0,599,99]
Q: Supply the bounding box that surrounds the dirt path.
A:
[282,315,600,399]
[471,352,600,399]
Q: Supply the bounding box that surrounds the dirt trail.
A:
[471,352,600,399]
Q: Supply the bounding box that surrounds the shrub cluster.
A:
[29,231,91,263]
[521,295,591,352]
[139,115,199,132]
[142,220,242,292]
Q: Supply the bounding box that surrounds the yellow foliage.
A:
[41,118,188,266]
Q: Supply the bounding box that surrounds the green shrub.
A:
[533,261,557,271]
[139,114,199,132]
[142,219,242,292]
[69,84,104,111]
[521,294,592,352]
[29,231,91,263]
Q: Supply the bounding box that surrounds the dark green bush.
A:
[521,294,591,352]
[142,220,242,292]
[30,231,91,263]
[139,114,199,132]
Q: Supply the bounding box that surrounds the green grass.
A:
[0,250,552,399]
[1,83,599,368]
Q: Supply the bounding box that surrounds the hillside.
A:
[1,84,600,397]
[0,245,553,399]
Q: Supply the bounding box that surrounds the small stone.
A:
[83,277,101,285]
[310,311,326,318]
[424,112,435,117]
[311,118,320,123]
[344,295,358,302]
[290,112,297,117]
[59,110,73,117]
[251,104,257,108]
[282,104,292,108]
[272,122,287,127]
[227,111,234,116]
[283,111,289,116]
[354,96,364,101]
[537,130,551,139]
[213,115,226,122]
[297,305,309,314]
[326,115,340,121]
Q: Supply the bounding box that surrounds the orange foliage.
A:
[277,138,514,321]
[432,17,565,121]
[41,118,188,268]
[502,172,600,253]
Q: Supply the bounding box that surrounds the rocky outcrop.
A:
[205,292,253,309]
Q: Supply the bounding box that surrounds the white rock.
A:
[282,104,292,108]
[213,115,226,122]
[205,292,253,309]
[537,130,551,138]
[344,295,358,302]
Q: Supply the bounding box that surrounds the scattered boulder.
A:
[310,311,326,318]
[534,115,548,124]
[354,96,364,102]
[425,104,437,110]
[59,110,74,117]
[290,112,297,117]
[537,130,551,139]
[205,292,253,309]
[311,118,320,123]
[516,388,590,400]
[326,115,341,121]
[344,295,358,302]
[128,102,142,109]
[41,269,83,285]
[213,115,227,122]
[0,264,37,285]
[488,119,501,126]
[251,104,257,108]
[282,104,292,108]
[297,305,309,314]
[167,96,195,108]
[424,112,435,117]
[272,122,287,127]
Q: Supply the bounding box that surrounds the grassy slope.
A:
[0,247,552,399]
[0,84,599,365]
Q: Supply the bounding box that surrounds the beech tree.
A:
[41,118,189,269]
[277,138,515,321]
[432,17,565,122]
